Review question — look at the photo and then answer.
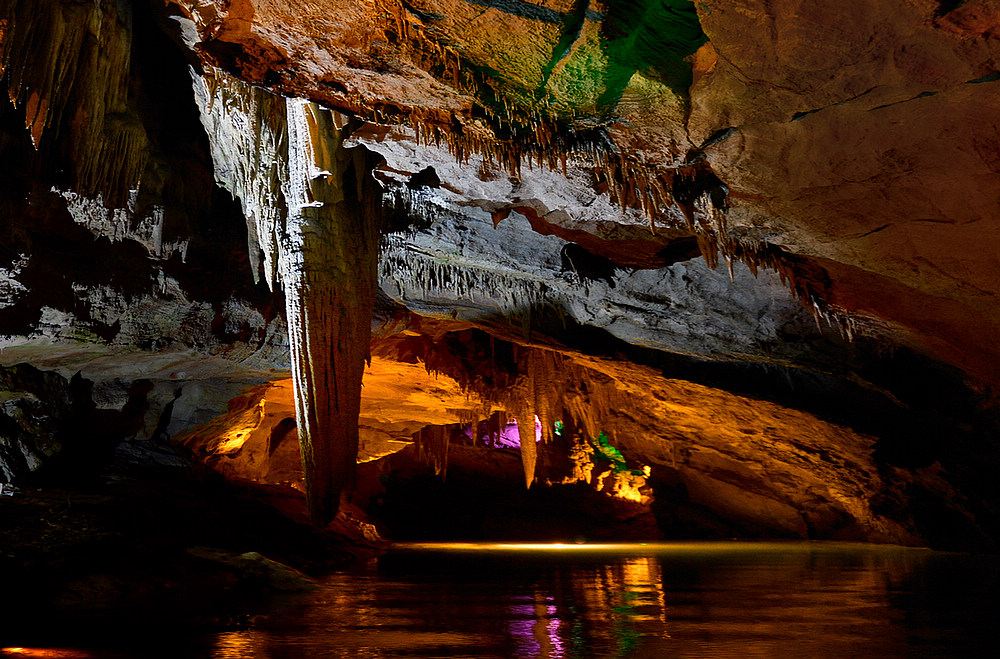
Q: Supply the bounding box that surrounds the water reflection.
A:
[500,554,712,657]
[1,650,95,658]
[205,543,998,657]
[213,632,265,659]
[507,593,561,658]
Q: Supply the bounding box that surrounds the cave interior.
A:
[1,0,999,656]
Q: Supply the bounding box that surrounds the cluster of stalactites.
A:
[715,233,866,342]
[379,0,865,338]
[416,344,626,490]
[368,3,721,240]
[384,167,858,343]
[383,122,851,343]
[414,424,451,479]
[192,65,291,290]
[386,117,859,341]
[379,232,551,330]
[0,0,148,205]
[374,0,581,175]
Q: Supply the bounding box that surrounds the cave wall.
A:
[0,0,281,359]
[0,0,998,548]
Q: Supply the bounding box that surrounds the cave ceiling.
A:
[163,0,1000,383]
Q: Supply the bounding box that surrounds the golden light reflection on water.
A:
[392,540,921,553]
[206,552,675,659]
[1,649,93,658]
[212,631,265,659]
[199,542,989,659]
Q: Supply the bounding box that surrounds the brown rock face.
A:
[162,0,1000,389]
[691,0,1000,384]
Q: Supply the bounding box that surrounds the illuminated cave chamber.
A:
[1,0,999,551]
[177,316,995,545]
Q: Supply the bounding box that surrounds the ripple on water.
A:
[198,542,1000,658]
[3,542,997,658]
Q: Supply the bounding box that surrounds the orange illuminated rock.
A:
[175,357,498,487]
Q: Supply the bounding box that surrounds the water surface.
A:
[5,542,999,657]
[218,541,998,658]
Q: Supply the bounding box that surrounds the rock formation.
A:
[1,0,998,548]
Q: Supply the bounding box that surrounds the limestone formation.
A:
[0,0,998,549]
[194,68,386,524]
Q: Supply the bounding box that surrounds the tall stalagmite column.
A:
[283,99,382,525]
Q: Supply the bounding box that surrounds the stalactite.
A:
[0,0,148,205]
[517,413,538,489]
[379,233,551,321]
[194,66,384,525]
[402,333,630,489]
[415,424,451,478]
[282,98,384,525]
[445,341,647,497]
[192,66,289,290]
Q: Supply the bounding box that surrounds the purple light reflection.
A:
[465,416,542,448]
[508,596,565,658]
